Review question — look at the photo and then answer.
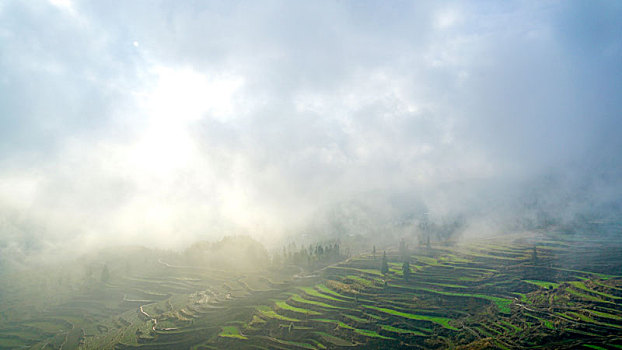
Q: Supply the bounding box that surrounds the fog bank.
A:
[1,1,621,259]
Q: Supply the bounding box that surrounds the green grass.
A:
[356,268,384,276]
[344,314,368,323]
[553,267,612,279]
[311,318,354,330]
[275,300,321,315]
[255,305,299,322]
[307,339,327,349]
[583,345,607,350]
[592,279,622,291]
[313,332,355,346]
[316,284,353,299]
[566,288,609,303]
[494,340,511,350]
[381,325,427,336]
[364,306,458,331]
[345,275,378,288]
[499,319,520,332]
[413,256,439,265]
[419,281,468,289]
[298,286,343,302]
[588,309,622,321]
[566,312,622,328]
[354,328,394,339]
[513,292,529,302]
[219,326,247,339]
[457,276,482,281]
[523,280,560,289]
[569,281,622,300]
[364,313,384,321]
[290,294,343,309]
[262,337,316,349]
[0,337,27,348]
[400,286,513,313]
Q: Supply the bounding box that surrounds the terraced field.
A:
[2,232,622,349]
[206,235,622,349]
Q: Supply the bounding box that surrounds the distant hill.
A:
[184,235,270,271]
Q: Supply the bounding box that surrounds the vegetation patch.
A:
[364,306,458,330]
[298,286,343,302]
[255,305,299,322]
[344,314,368,323]
[399,286,513,313]
[290,294,343,309]
[566,288,610,303]
[259,336,316,349]
[311,318,355,330]
[381,325,427,336]
[354,328,394,339]
[588,309,622,321]
[583,345,607,350]
[523,280,560,289]
[275,301,321,316]
[569,281,622,300]
[219,325,247,339]
[316,284,353,299]
[313,331,356,346]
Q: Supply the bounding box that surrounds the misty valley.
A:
[2,2,622,349]
[2,227,622,349]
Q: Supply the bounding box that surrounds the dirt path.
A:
[139,305,158,331]
[139,305,179,332]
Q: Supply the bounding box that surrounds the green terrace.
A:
[3,234,622,349]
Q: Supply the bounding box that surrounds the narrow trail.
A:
[139,305,158,331]
[139,304,179,331]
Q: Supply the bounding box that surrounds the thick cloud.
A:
[0,0,620,255]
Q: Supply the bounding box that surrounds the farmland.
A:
[1,232,622,349]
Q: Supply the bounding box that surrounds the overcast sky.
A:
[1,1,621,253]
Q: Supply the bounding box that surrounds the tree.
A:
[381,251,389,275]
[402,260,411,281]
[532,245,538,265]
[101,264,110,283]
[372,245,376,259]
[399,239,408,261]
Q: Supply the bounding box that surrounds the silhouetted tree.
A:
[399,239,408,261]
[532,245,538,265]
[381,251,389,275]
[372,245,376,259]
[402,260,411,280]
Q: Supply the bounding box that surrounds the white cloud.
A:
[0,1,620,254]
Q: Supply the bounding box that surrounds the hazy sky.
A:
[1,1,621,252]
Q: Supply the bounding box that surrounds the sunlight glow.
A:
[127,66,243,177]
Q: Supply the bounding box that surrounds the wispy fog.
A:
[1,1,621,258]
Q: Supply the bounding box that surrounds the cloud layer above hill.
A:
[1,1,621,254]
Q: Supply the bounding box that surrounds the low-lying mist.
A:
[0,1,621,266]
